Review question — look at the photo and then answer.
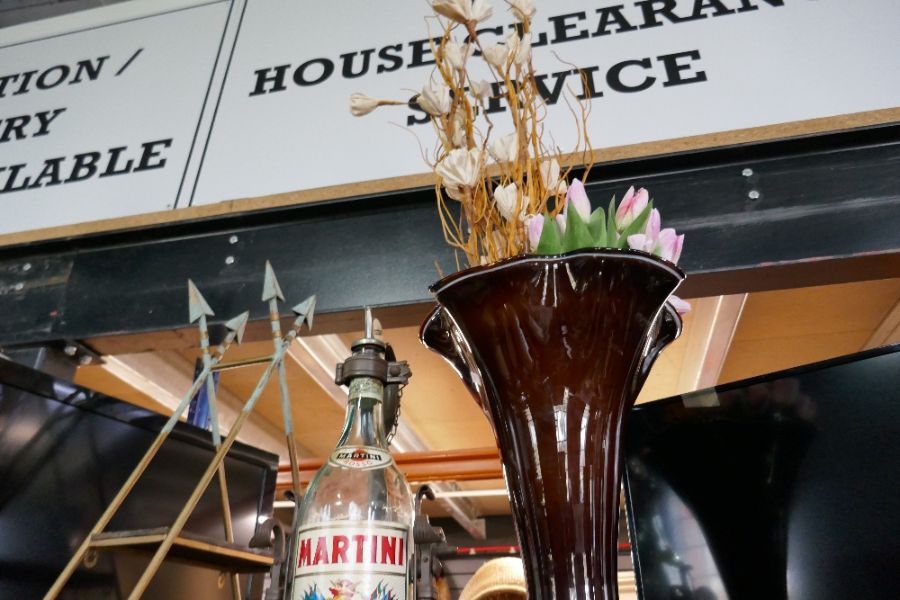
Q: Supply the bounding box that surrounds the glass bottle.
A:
[291,310,413,600]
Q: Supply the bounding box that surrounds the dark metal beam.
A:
[1,124,899,351]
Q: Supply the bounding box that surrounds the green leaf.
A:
[562,207,594,252]
[615,200,653,249]
[535,213,564,255]
[607,196,618,248]
[588,207,607,247]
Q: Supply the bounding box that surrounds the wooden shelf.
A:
[90,528,274,572]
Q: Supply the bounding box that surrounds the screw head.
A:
[748,190,761,200]
[228,235,239,245]
[22,263,32,272]
[742,168,754,177]
[225,256,235,265]
[79,355,93,365]
[63,345,78,356]
[13,282,24,291]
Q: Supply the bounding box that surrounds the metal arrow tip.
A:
[225,311,250,344]
[261,260,285,302]
[187,279,215,322]
[292,295,317,330]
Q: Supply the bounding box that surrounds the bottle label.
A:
[328,446,393,471]
[292,521,408,600]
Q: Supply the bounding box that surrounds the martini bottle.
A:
[291,310,413,600]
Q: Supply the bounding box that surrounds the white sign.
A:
[0,0,230,234]
[1,0,900,236]
[192,0,900,205]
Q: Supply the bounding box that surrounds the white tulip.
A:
[418,79,451,116]
[482,43,509,71]
[489,133,518,164]
[436,147,484,200]
[507,0,536,20]
[493,183,528,221]
[431,0,493,24]
[469,78,491,99]
[444,41,474,71]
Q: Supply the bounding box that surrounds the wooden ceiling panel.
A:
[74,364,168,414]
[731,279,900,342]
[366,326,497,452]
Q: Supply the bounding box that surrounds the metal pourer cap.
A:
[334,307,411,387]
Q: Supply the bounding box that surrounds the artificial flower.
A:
[349,92,381,117]
[626,208,684,264]
[436,147,483,199]
[444,40,474,71]
[539,158,566,196]
[493,183,528,221]
[508,31,532,65]
[469,78,491,100]
[627,208,661,253]
[668,295,691,315]
[565,179,591,221]
[555,213,567,235]
[615,186,649,231]
[482,43,508,71]
[418,79,451,116]
[489,133,518,164]
[437,111,467,149]
[507,0,536,21]
[431,0,493,24]
[524,214,544,250]
[656,229,684,263]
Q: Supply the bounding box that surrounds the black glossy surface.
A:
[625,345,900,600]
[422,251,683,600]
[0,357,278,599]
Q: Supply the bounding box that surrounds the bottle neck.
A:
[337,376,389,449]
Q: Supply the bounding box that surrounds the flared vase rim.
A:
[429,247,686,295]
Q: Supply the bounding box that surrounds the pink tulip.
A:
[525,214,544,250]
[645,208,660,240]
[627,233,652,253]
[668,295,691,315]
[671,233,684,264]
[615,186,649,231]
[565,179,591,221]
[657,229,677,262]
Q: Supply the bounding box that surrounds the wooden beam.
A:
[864,295,900,349]
[276,447,503,489]
[676,294,747,392]
[100,351,292,461]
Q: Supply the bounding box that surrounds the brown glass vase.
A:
[420,249,684,600]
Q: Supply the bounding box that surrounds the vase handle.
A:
[631,302,683,398]
[420,305,486,411]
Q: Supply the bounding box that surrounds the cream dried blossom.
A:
[438,111,468,150]
[431,0,493,24]
[443,40,474,71]
[418,79,451,116]
[469,78,491,100]
[482,43,508,71]
[493,182,527,221]
[489,133,518,164]
[507,0,536,20]
[508,31,532,66]
[482,32,531,71]
[539,158,567,196]
[436,147,484,200]
[349,93,380,117]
